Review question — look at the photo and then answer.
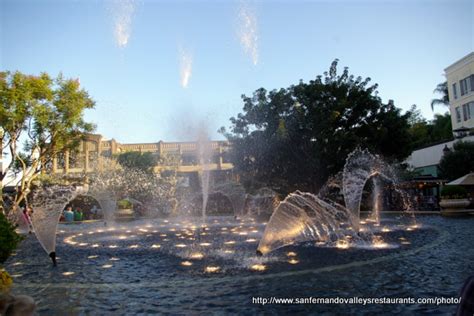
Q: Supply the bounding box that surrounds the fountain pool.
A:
[4,215,473,315]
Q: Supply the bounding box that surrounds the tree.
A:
[0,212,22,263]
[0,71,95,215]
[439,141,474,181]
[430,112,452,141]
[221,59,413,194]
[116,151,157,173]
[407,105,453,149]
[430,81,449,111]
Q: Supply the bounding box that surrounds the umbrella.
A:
[447,173,474,185]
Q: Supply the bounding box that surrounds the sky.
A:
[1,0,473,143]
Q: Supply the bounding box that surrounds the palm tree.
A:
[431,81,449,111]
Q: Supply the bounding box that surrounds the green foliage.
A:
[0,213,22,264]
[440,185,468,199]
[221,59,413,193]
[407,106,453,149]
[439,141,474,181]
[431,113,453,141]
[116,151,157,173]
[10,152,32,175]
[117,199,133,209]
[0,71,95,210]
[430,81,449,111]
[407,104,452,148]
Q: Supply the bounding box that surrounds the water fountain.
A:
[212,182,247,217]
[371,176,382,224]
[256,191,355,255]
[197,129,212,223]
[342,148,414,228]
[90,193,117,225]
[342,148,390,228]
[29,185,88,264]
[245,187,280,220]
[256,148,415,255]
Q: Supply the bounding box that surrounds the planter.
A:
[439,198,473,217]
[115,208,135,220]
[439,199,470,209]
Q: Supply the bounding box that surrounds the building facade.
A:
[49,134,233,176]
[407,52,474,178]
[445,52,474,133]
[406,135,474,177]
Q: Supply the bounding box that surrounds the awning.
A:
[447,173,474,185]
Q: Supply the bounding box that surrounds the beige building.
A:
[50,134,233,175]
[445,52,474,133]
[407,52,474,178]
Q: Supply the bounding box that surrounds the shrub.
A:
[440,185,468,199]
[0,213,22,264]
[439,141,474,181]
[117,199,133,209]
[0,270,13,292]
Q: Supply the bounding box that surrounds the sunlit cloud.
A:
[237,1,259,65]
[179,47,193,88]
[110,0,137,48]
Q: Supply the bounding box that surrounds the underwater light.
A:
[250,264,266,271]
[372,236,389,249]
[336,239,350,249]
[190,252,204,259]
[205,266,220,273]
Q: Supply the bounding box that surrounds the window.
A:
[455,107,461,123]
[462,103,471,121]
[471,75,474,92]
[460,76,470,96]
[452,83,458,99]
[470,102,474,117]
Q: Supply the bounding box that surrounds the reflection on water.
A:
[5,216,474,315]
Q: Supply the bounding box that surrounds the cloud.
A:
[111,0,136,48]
[179,47,193,88]
[237,1,259,66]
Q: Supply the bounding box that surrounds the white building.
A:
[407,52,474,177]
[445,52,474,133]
[407,135,474,177]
